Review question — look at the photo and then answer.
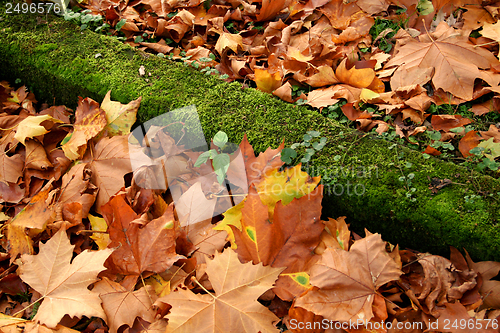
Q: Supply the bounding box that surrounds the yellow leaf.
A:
[254,68,281,93]
[14,115,62,145]
[214,32,243,55]
[61,97,107,160]
[360,88,380,103]
[100,90,141,137]
[145,275,171,297]
[88,214,111,250]
[213,200,244,248]
[255,164,321,218]
[478,137,500,161]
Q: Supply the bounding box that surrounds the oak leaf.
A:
[158,248,284,333]
[18,228,113,328]
[294,233,402,322]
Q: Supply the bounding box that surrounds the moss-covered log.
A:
[1,9,500,260]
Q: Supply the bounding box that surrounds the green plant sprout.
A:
[281,131,327,164]
[194,131,231,184]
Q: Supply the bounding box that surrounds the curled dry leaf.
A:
[102,194,184,276]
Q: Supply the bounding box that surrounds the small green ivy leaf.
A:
[281,148,297,164]
[307,130,321,137]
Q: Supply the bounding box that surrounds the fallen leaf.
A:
[100,90,141,137]
[458,130,481,157]
[94,277,156,333]
[175,182,217,227]
[61,97,107,160]
[214,31,243,55]
[294,233,402,322]
[385,22,498,100]
[157,248,284,333]
[431,114,472,131]
[254,68,282,93]
[18,228,113,328]
[84,135,133,213]
[14,115,62,145]
[102,194,183,276]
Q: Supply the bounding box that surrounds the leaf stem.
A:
[191,276,216,299]
[11,296,44,318]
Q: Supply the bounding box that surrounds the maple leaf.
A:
[7,186,56,261]
[83,135,133,213]
[294,233,402,322]
[175,182,216,227]
[238,134,284,187]
[102,194,184,276]
[256,0,287,22]
[458,130,481,158]
[14,115,62,145]
[214,31,243,55]
[100,90,141,137]
[0,314,80,332]
[17,228,113,328]
[254,68,282,93]
[232,185,324,300]
[480,21,500,59]
[216,164,320,244]
[62,97,107,160]
[93,277,156,333]
[431,114,472,132]
[385,22,498,100]
[157,249,284,333]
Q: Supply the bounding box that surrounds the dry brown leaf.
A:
[294,233,402,322]
[175,181,217,227]
[385,22,498,100]
[102,194,183,276]
[18,228,113,328]
[157,248,284,333]
[84,135,133,213]
[94,277,156,333]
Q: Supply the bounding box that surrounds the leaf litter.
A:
[1,79,500,332]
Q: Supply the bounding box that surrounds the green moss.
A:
[34,43,58,53]
[1,9,500,260]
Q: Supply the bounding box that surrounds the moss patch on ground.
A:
[1,9,500,260]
